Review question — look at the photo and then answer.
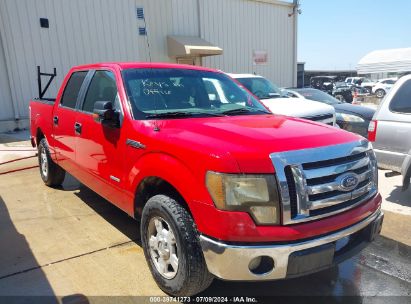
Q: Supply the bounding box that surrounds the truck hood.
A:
[260,97,335,118]
[148,114,360,173]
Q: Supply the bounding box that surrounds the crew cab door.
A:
[53,70,88,173]
[74,69,127,209]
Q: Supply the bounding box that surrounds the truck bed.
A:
[29,99,55,148]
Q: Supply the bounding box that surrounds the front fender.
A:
[125,152,214,222]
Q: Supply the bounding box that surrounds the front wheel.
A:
[141,195,213,296]
[375,89,385,98]
[38,138,66,187]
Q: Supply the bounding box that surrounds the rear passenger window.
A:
[390,79,411,113]
[60,71,88,109]
[82,71,118,113]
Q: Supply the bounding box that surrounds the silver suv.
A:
[368,75,411,190]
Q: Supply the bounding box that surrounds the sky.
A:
[298,0,411,70]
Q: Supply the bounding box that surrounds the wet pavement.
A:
[0,140,410,302]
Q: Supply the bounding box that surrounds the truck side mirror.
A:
[93,101,119,127]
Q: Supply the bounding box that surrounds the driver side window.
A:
[82,70,118,113]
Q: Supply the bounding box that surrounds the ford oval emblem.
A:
[337,172,359,192]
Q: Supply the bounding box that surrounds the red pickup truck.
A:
[30,63,383,296]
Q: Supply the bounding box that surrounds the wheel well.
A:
[134,176,190,220]
[36,128,45,147]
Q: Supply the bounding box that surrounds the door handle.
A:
[74,122,82,135]
[53,116,59,125]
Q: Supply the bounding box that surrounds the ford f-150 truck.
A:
[30,63,383,296]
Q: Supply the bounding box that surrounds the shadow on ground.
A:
[200,261,362,302]
[60,174,140,243]
[0,131,30,144]
[385,185,411,208]
[0,195,89,303]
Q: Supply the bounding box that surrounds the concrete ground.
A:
[0,131,37,175]
[0,133,410,301]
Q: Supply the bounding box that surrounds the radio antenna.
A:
[137,7,158,130]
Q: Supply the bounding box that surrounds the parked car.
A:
[368,75,411,190]
[345,77,376,92]
[333,81,354,103]
[286,88,375,137]
[229,73,336,126]
[310,75,338,93]
[310,76,353,103]
[372,78,397,98]
[345,77,361,87]
[30,62,383,296]
[351,85,371,103]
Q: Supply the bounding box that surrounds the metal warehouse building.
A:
[0,0,298,132]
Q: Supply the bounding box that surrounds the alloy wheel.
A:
[147,216,179,279]
[40,146,48,177]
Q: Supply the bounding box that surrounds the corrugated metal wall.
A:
[201,0,295,87]
[136,0,201,62]
[0,0,295,126]
[0,0,142,121]
[0,33,14,121]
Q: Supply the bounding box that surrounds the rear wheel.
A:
[38,138,66,187]
[141,195,213,296]
[375,89,385,98]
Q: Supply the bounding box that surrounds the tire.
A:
[335,94,345,102]
[38,138,66,187]
[375,89,385,98]
[141,195,213,296]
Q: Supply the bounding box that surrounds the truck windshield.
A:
[122,68,270,119]
[236,77,283,99]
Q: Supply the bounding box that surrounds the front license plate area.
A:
[287,243,335,277]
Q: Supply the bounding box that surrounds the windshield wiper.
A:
[259,93,281,100]
[145,111,194,119]
[222,108,270,115]
[146,111,226,119]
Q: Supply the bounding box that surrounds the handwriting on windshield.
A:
[141,79,183,95]
[144,88,171,95]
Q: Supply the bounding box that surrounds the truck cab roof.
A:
[70,62,219,73]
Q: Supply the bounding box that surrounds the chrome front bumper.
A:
[200,209,383,281]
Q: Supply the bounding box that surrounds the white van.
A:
[368,75,411,190]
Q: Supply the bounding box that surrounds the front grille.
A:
[270,140,378,225]
[284,166,298,218]
[303,113,335,126]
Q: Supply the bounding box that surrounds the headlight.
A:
[367,148,379,190]
[336,113,365,123]
[205,172,280,225]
